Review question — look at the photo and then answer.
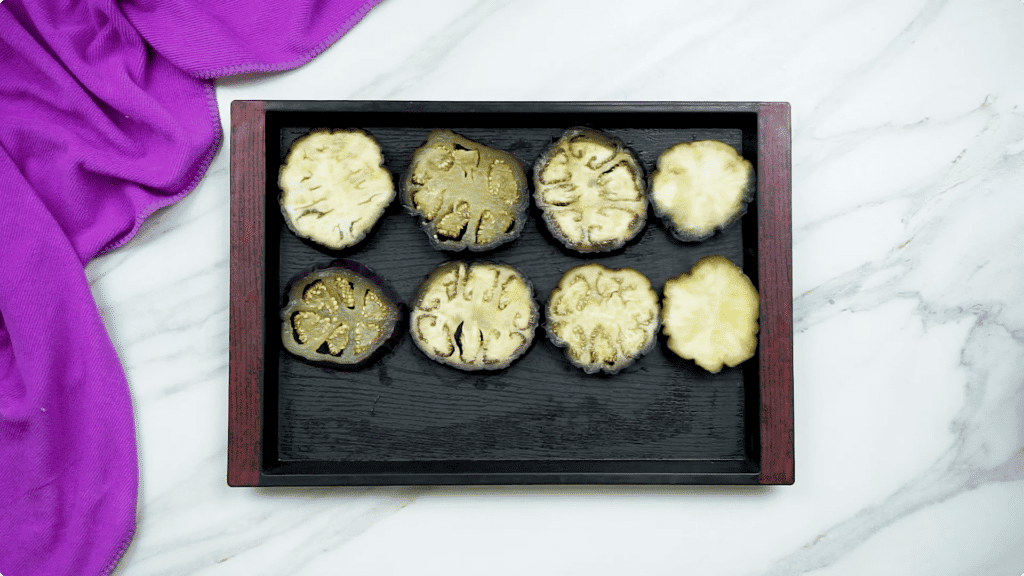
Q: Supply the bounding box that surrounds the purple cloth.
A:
[0,0,381,573]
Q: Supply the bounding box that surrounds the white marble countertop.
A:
[93,0,1024,573]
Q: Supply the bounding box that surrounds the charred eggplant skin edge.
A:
[654,181,753,243]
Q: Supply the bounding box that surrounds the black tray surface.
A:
[259,102,764,483]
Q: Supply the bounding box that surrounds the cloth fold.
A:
[0,0,381,573]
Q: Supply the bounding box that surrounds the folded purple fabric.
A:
[0,1,380,574]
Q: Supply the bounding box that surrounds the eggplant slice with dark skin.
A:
[661,255,759,373]
[278,129,395,251]
[546,263,660,375]
[402,130,529,252]
[533,127,647,253]
[650,140,753,242]
[281,260,402,367]
[410,261,538,371]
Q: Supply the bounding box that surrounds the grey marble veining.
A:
[89,0,1024,573]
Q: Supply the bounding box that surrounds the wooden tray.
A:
[228,101,793,486]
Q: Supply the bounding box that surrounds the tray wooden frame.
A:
[228,101,792,487]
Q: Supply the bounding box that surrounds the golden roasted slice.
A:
[410,262,538,370]
[650,140,753,242]
[546,264,659,374]
[278,129,395,250]
[661,255,759,373]
[402,131,528,251]
[534,128,647,252]
[281,261,401,367]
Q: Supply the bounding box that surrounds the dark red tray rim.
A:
[228,100,793,486]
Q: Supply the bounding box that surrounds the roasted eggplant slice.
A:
[410,261,538,370]
[650,140,753,242]
[281,261,401,367]
[546,264,659,374]
[278,129,395,250]
[661,255,759,373]
[533,128,647,252]
[402,131,528,251]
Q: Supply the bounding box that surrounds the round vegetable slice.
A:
[533,128,647,252]
[281,261,401,367]
[546,263,660,374]
[410,261,538,370]
[650,140,753,242]
[278,129,395,250]
[402,130,528,251]
[661,255,759,373]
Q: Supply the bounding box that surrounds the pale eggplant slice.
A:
[533,128,647,252]
[278,129,395,250]
[650,140,753,242]
[546,264,660,374]
[661,255,759,373]
[402,131,528,251]
[410,261,538,370]
[281,261,401,367]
